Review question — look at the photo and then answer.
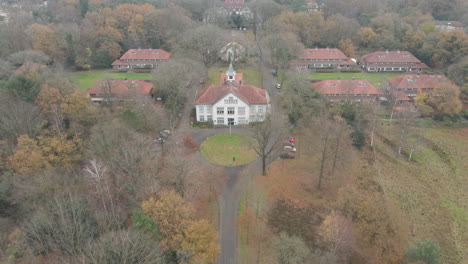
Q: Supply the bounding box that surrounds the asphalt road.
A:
[173,56,279,264]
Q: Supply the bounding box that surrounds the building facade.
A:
[293,48,355,70]
[360,51,428,72]
[112,49,171,70]
[195,64,269,125]
[388,74,458,98]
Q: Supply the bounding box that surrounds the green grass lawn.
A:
[68,70,153,90]
[207,65,262,88]
[200,133,257,167]
[309,72,403,88]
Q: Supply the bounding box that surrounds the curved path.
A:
[174,54,279,263]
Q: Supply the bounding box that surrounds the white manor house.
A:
[195,64,269,125]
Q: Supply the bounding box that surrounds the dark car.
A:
[272,70,277,76]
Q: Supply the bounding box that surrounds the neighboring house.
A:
[87,79,153,102]
[112,49,171,71]
[434,21,464,31]
[389,89,411,104]
[360,51,428,72]
[388,74,458,98]
[195,64,269,125]
[13,62,47,76]
[293,48,355,70]
[219,38,247,62]
[312,79,384,102]
[306,0,323,12]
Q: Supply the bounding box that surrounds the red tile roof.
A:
[195,85,267,105]
[299,48,349,60]
[390,89,411,101]
[87,80,153,96]
[14,62,47,75]
[388,74,458,90]
[312,79,383,95]
[119,49,171,61]
[361,51,423,64]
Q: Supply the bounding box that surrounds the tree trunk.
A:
[318,132,330,190]
[331,127,343,178]
[262,156,266,176]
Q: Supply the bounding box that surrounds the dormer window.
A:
[131,52,137,54]
[330,51,337,54]
[328,84,337,87]
[229,75,233,80]
[378,55,385,58]
[357,84,366,87]
[308,51,316,55]
[408,78,416,82]
[402,55,409,58]
[152,51,159,54]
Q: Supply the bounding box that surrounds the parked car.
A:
[272,70,277,76]
[283,145,297,152]
[280,151,295,159]
[276,83,281,89]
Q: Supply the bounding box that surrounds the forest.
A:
[0,0,467,263]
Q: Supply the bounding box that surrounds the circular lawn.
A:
[200,133,257,167]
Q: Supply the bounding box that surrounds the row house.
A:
[112,49,171,71]
[312,79,384,102]
[293,48,355,70]
[360,51,428,72]
[87,79,153,102]
[387,74,458,98]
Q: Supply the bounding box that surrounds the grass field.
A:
[68,70,153,90]
[207,65,262,88]
[309,72,403,88]
[200,133,257,167]
[237,125,468,264]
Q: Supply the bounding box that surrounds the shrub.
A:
[405,240,441,264]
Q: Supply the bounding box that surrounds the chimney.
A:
[386,50,389,53]
[397,50,400,53]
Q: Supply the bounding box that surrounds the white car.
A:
[276,83,281,89]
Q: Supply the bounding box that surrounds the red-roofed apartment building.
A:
[293,48,355,70]
[312,79,384,102]
[112,49,171,71]
[388,74,458,98]
[87,79,153,102]
[195,64,269,125]
[360,51,428,72]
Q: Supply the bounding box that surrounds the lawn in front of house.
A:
[207,65,262,88]
[309,72,403,88]
[68,70,153,90]
[200,133,257,167]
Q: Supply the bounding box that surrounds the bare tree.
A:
[83,159,117,222]
[178,24,226,67]
[0,95,44,144]
[249,117,283,176]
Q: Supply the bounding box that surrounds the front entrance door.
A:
[228,118,235,125]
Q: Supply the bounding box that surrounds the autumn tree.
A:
[338,39,356,58]
[8,135,49,175]
[179,24,226,67]
[357,27,377,48]
[249,117,283,176]
[181,219,220,264]
[425,87,463,116]
[273,232,311,264]
[320,14,360,48]
[141,190,195,252]
[27,24,60,59]
[8,50,50,67]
